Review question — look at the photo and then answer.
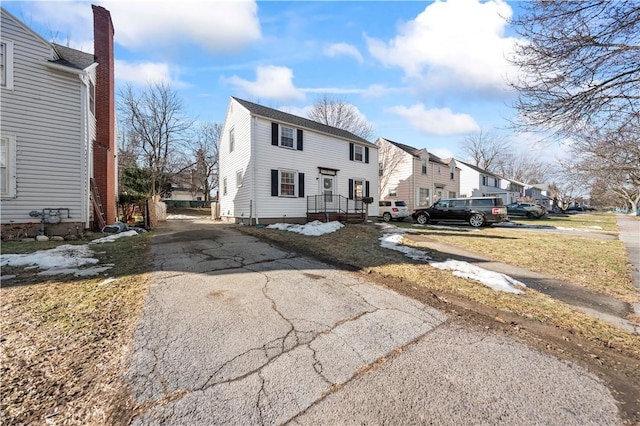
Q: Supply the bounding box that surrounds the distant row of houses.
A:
[0,6,551,237]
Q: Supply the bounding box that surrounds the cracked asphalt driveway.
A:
[126,219,621,425]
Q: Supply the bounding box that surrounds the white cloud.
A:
[387,104,480,136]
[116,60,184,87]
[11,1,261,54]
[362,84,404,98]
[324,43,364,63]
[224,66,305,102]
[366,0,518,93]
[102,0,261,53]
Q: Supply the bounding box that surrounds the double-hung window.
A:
[421,158,427,174]
[280,127,294,148]
[1,134,16,198]
[1,40,14,90]
[229,128,235,152]
[280,170,295,196]
[354,145,363,162]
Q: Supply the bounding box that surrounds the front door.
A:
[321,175,335,210]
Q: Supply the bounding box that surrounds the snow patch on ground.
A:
[267,220,344,236]
[378,224,526,295]
[167,214,200,220]
[1,231,140,279]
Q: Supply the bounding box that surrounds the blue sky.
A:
[3,0,547,160]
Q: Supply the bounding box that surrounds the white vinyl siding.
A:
[0,10,94,224]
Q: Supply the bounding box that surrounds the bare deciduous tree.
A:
[460,130,511,172]
[494,151,552,185]
[190,122,221,201]
[118,83,194,197]
[376,139,406,199]
[508,1,640,138]
[307,95,374,141]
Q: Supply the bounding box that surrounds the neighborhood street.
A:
[126,218,622,425]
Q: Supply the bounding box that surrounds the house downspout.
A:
[251,115,259,225]
[78,71,91,229]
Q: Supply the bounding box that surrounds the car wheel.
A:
[416,212,429,225]
[383,212,392,223]
[468,213,485,227]
[526,211,535,218]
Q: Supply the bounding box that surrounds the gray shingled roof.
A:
[457,160,501,178]
[383,137,447,165]
[232,97,373,145]
[51,43,96,70]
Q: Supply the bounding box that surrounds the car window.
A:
[450,200,466,207]
[435,200,449,208]
[395,201,407,207]
[471,199,492,207]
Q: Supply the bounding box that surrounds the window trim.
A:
[89,79,95,116]
[222,177,228,196]
[1,40,15,90]
[1,134,17,199]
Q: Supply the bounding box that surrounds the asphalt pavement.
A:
[126,218,621,425]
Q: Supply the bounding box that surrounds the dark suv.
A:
[412,197,508,227]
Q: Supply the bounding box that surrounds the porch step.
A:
[307,212,365,224]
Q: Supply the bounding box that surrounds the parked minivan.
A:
[412,197,508,227]
[379,200,411,222]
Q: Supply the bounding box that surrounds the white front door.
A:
[321,175,335,210]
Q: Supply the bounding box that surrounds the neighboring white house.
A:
[457,160,509,204]
[377,138,460,211]
[219,97,379,224]
[1,8,98,236]
[500,177,526,204]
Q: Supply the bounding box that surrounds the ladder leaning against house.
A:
[90,178,106,231]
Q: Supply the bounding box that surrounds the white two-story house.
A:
[377,138,460,211]
[219,97,379,224]
[0,6,117,238]
[457,160,508,204]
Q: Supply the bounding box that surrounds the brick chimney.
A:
[92,5,116,225]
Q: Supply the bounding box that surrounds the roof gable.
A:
[232,97,373,146]
[458,160,500,178]
[380,138,423,157]
[1,7,51,51]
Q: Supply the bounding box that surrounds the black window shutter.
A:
[271,123,279,146]
[298,173,305,197]
[348,179,354,199]
[365,181,370,198]
[271,169,279,196]
[365,147,369,164]
[297,129,303,151]
[349,143,354,161]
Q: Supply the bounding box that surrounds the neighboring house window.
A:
[280,170,295,196]
[271,123,303,150]
[270,169,305,198]
[229,128,235,152]
[438,166,441,174]
[222,177,227,196]
[421,159,427,174]
[388,186,397,197]
[482,175,487,186]
[349,143,369,163]
[281,126,294,148]
[495,178,500,187]
[449,191,456,198]
[354,179,364,199]
[89,80,95,116]
[379,161,384,177]
[1,40,14,90]
[354,145,363,162]
[450,163,455,180]
[1,134,16,198]
[236,170,243,188]
[418,188,430,206]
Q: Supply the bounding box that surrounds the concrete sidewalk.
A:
[126,219,620,425]
[616,214,640,316]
